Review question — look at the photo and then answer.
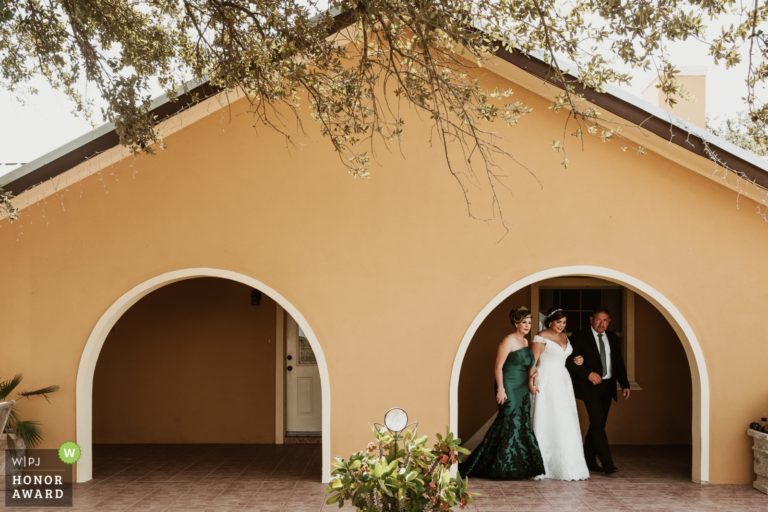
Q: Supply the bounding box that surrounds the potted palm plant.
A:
[0,374,59,451]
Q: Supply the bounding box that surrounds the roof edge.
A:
[497,48,768,189]
[0,81,220,195]
[0,9,356,196]
[3,19,767,195]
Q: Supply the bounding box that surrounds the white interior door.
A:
[285,315,322,433]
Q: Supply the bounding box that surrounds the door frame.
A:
[276,305,324,437]
[275,305,285,445]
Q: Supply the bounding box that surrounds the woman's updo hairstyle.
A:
[509,306,532,326]
[544,307,567,327]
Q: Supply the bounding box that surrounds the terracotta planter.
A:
[748,428,768,494]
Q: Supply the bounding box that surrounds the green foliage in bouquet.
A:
[326,425,473,511]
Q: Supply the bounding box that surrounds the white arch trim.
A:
[449,265,709,483]
[76,268,332,483]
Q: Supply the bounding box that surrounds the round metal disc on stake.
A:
[384,407,408,433]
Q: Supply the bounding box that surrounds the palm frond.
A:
[19,385,60,402]
[0,374,23,401]
[0,374,58,445]
[12,420,43,447]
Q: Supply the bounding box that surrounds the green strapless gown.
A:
[459,347,545,479]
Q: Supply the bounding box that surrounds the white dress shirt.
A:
[591,327,612,379]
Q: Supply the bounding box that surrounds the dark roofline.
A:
[3,82,220,195]
[4,18,767,195]
[497,48,768,189]
[1,9,356,196]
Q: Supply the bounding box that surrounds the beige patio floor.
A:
[9,444,765,511]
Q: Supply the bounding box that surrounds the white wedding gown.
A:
[531,335,589,480]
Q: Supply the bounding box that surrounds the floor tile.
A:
[52,444,765,511]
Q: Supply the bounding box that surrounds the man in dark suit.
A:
[567,308,630,475]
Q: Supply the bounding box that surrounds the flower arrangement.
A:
[326,425,473,511]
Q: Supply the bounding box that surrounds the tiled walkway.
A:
[465,446,766,511]
[9,444,766,511]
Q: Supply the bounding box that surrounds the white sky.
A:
[0,82,99,171]
[0,22,753,177]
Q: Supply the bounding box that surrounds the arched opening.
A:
[450,266,708,483]
[76,268,331,483]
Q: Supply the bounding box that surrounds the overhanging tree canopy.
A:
[1,0,766,223]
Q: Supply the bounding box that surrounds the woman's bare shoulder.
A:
[500,333,525,349]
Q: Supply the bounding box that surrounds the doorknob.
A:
[287,365,293,371]
[287,355,293,360]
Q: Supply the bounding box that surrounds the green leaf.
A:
[13,420,43,447]
[0,374,23,401]
[19,385,60,402]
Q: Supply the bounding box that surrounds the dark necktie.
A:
[597,333,607,378]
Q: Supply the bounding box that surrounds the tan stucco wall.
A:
[460,290,692,447]
[2,65,767,484]
[92,278,276,443]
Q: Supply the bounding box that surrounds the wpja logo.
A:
[4,444,75,507]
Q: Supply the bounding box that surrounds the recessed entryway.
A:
[76,268,331,483]
[450,265,708,483]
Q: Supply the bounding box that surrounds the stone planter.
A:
[0,433,26,477]
[748,428,768,494]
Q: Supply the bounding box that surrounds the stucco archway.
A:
[449,265,709,483]
[76,268,332,483]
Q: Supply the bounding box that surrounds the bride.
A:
[530,307,590,480]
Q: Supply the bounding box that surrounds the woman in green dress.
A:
[459,307,545,479]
